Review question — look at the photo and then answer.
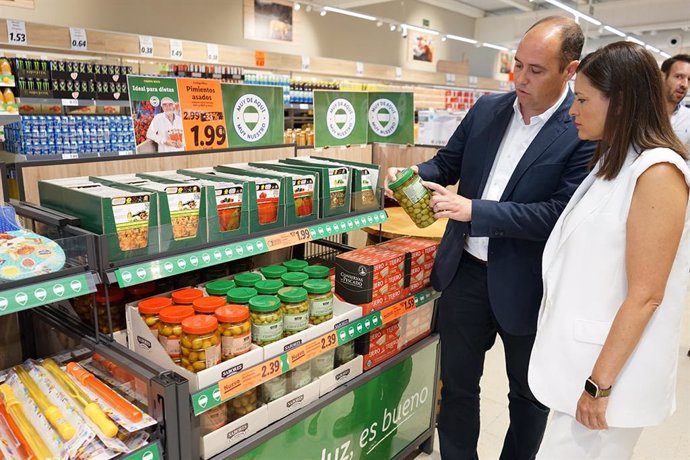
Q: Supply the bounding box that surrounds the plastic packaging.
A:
[205,279,235,298]
[229,388,257,421]
[281,271,309,287]
[260,264,287,280]
[158,306,195,364]
[192,296,226,315]
[226,287,258,306]
[282,259,309,272]
[171,288,204,306]
[303,265,330,279]
[278,287,309,336]
[254,279,284,295]
[234,272,263,288]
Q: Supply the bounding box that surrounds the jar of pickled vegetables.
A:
[388,167,436,228]
[254,279,284,296]
[260,374,287,403]
[278,287,309,336]
[180,315,221,373]
[282,259,308,272]
[193,296,226,316]
[205,279,235,298]
[260,264,287,280]
[201,404,228,436]
[229,388,257,421]
[216,305,252,360]
[171,288,203,306]
[126,282,156,303]
[138,297,172,337]
[158,306,195,364]
[287,362,312,391]
[303,265,330,279]
[249,295,283,346]
[280,271,309,287]
[304,279,334,324]
[311,348,335,377]
[95,287,126,333]
[335,342,356,366]
[226,287,258,306]
[234,272,263,288]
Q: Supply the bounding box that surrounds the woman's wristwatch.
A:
[584,376,612,398]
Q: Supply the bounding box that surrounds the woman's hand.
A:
[576,391,609,430]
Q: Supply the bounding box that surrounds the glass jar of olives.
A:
[215,305,252,360]
[180,315,221,373]
[226,287,258,307]
[388,167,437,228]
[303,265,330,279]
[205,279,235,298]
[138,297,172,338]
[249,295,283,346]
[229,388,258,421]
[311,348,335,377]
[158,306,195,364]
[282,259,308,272]
[254,279,284,296]
[278,287,309,336]
[171,288,204,306]
[281,271,309,287]
[260,374,287,403]
[234,272,263,288]
[335,341,356,366]
[260,264,287,280]
[287,362,312,391]
[192,296,226,316]
[304,279,334,324]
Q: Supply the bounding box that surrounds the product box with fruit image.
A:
[38,177,159,262]
[136,171,249,242]
[180,167,286,232]
[219,163,319,226]
[279,158,351,217]
[378,237,437,295]
[310,156,380,212]
[335,246,406,315]
[90,174,206,252]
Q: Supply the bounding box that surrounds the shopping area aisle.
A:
[417,289,690,459]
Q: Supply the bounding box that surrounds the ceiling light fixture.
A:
[603,25,626,37]
[402,23,439,36]
[446,34,477,45]
[305,4,312,12]
[441,35,447,41]
[645,44,660,53]
[323,6,376,21]
[320,9,327,16]
[542,0,601,26]
[482,42,509,51]
[294,2,300,11]
[661,51,672,58]
[390,24,397,32]
[626,36,645,45]
[376,20,383,27]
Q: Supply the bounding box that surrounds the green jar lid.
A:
[248,295,281,313]
[303,265,329,279]
[281,271,309,286]
[278,287,308,303]
[388,167,415,190]
[260,264,288,279]
[303,279,332,295]
[226,287,258,304]
[255,279,284,295]
[205,279,236,296]
[234,272,263,287]
[282,259,309,272]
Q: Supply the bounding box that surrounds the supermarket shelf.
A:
[0,149,134,164]
[17,96,130,107]
[191,286,440,416]
[95,99,131,107]
[108,209,388,288]
[284,103,313,110]
[0,113,20,125]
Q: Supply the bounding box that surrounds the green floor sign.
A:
[239,339,438,460]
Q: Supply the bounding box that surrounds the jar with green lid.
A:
[304,279,334,324]
[180,315,221,373]
[226,287,258,306]
[255,279,284,295]
[249,295,283,346]
[229,388,257,421]
[282,259,309,272]
[278,287,309,336]
[234,272,263,288]
[260,264,287,280]
[287,362,312,391]
[388,167,436,228]
[281,271,309,287]
[311,348,335,377]
[205,279,235,298]
[303,265,330,279]
[335,342,356,366]
[260,374,287,403]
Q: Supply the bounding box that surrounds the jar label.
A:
[284,312,309,331]
[201,404,228,433]
[149,326,159,339]
[204,344,221,368]
[252,321,283,342]
[159,335,180,358]
[309,297,333,316]
[402,176,427,204]
[261,377,287,402]
[222,332,251,357]
[312,353,335,375]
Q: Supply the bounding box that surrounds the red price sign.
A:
[255,51,265,67]
[178,78,229,151]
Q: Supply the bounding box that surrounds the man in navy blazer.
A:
[386,17,595,460]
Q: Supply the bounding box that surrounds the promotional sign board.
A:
[367,92,414,145]
[222,84,284,148]
[314,91,369,148]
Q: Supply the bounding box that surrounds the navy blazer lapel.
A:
[500,92,573,201]
[476,96,515,196]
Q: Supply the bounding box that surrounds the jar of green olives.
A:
[226,287,258,306]
[282,259,309,272]
[388,167,436,228]
[180,315,221,373]
[254,279,284,296]
[335,342,356,366]
[201,404,228,436]
[229,388,258,421]
[260,264,287,280]
[138,297,172,338]
[260,374,287,403]
[278,287,309,336]
[311,348,335,377]
[287,362,312,391]
[249,295,283,346]
[205,279,235,298]
[304,279,334,324]
[215,305,252,360]
[171,288,204,306]
[303,265,330,279]
[192,296,226,316]
[281,271,309,287]
[234,272,263,288]
[158,306,195,364]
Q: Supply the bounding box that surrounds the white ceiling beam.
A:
[417,0,485,19]
[497,0,534,12]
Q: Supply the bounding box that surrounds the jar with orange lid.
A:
[158,306,194,364]
[126,281,157,303]
[96,287,126,333]
[138,297,172,337]
[192,296,226,316]
[180,315,221,373]
[171,288,203,306]
[216,305,252,360]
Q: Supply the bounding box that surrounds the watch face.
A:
[584,378,598,397]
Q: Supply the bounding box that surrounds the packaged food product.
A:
[171,288,203,306]
[228,388,257,421]
[259,264,288,280]
[201,404,228,436]
[226,287,258,306]
[277,287,309,336]
[282,259,309,272]
[335,342,356,366]
[311,348,335,377]
[216,305,252,360]
[287,362,312,391]
[205,279,235,298]
[281,271,309,287]
[303,265,330,279]
[95,287,126,333]
[180,315,221,373]
[0,58,11,75]
[234,272,263,288]
[158,306,195,364]
[249,295,283,346]
[193,296,226,315]
[138,297,173,338]
[3,88,15,105]
[303,279,333,324]
[379,237,438,294]
[254,279,284,295]
[260,374,287,403]
[388,168,436,228]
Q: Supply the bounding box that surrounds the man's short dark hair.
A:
[661,54,690,75]
[526,16,585,71]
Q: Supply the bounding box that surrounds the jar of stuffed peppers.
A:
[388,167,436,228]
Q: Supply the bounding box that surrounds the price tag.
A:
[61,99,80,106]
[301,55,310,71]
[395,67,402,80]
[264,227,312,251]
[118,150,133,156]
[298,103,309,109]
[445,73,456,85]
[287,331,338,367]
[139,35,154,57]
[380,295,416,324]
[207,43,219,63]
[69,27,88,50]
[356,62,364,76]
[469,75,478,88]
[61,153,79,160]
[178,78,228,151]
[7,20,27,46]
[255,50,265,67]
[170,39,183,59]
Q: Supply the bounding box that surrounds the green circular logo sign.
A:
[326,98,356,139]
[233,94,270,142]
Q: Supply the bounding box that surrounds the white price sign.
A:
[207,43,219,63]
[139,35,154,56]
[7,19,27,46]
[356,61,364,76]
[61,99,80,106]
[469,75,478,88]
[445,73,456,85]
[301,55,310,71]
[69,27,88,50]
[395,67,402,79]
[170,39,183,59]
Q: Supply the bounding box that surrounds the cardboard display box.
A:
[279,158,351,217]
[378,237,438,295]
[311,156,380,212]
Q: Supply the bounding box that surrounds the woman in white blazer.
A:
[528,42,690,459]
